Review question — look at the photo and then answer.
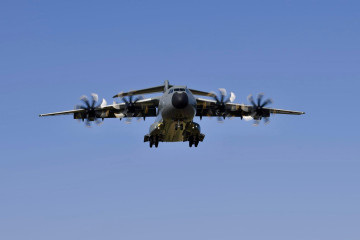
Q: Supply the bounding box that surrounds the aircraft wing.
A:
[39,97,160,119]
[39,109,86,117]
[113,85,168,98]
[195,98,305,118]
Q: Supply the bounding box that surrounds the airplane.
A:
[39,80,305,148]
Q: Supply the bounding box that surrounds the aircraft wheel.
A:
[180,124,183,130]
[195,141,199,147]
[189,137,193,147]
[149,141,153,148]
[175,125,178,131]
[155,136,159,148]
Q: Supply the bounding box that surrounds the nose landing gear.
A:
[174,120,184,131]
[175,123,183,131]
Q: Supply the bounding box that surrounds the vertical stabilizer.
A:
[164,80,170,92]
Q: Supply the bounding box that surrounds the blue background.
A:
[1,1,359,239]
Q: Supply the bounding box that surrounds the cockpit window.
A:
[174,88,185,92]
[168,89,173,94]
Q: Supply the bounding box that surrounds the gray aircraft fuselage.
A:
[148,86,199,142]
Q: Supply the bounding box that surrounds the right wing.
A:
[195,98,305,118]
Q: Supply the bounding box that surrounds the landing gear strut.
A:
[149,135,159,148]
[188,136,199,148]
[175,121,183,131]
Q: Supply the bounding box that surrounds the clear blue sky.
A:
[1,1,359,239]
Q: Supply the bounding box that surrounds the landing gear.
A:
[149,135,159,148]
[175,123,183,131]
[188,136,199,148]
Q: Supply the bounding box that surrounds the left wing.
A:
[39,97,160,119]
[39,109,87,117]
[196,98,305,118]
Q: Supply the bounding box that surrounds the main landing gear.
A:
[149,135,159,148]
[188,136,199,148]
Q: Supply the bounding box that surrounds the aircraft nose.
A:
[172,92,188,109]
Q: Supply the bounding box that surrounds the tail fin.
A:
[164,80,170,92]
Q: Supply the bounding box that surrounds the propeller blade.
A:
[112,101,120,109]
[80,95,91,108]
[85,119,91,128]
[74,105,83,110]
[261,98,273,108]
[91,93,99,103]
[219,88,226,102]
[264,117,270,125]
[122,97,129,104]
[100,98,107,108]
[253,119,260,126]
[211,91,220,103]
[257,93,264,106]
[134,95,144,103]
[219,88,227,97]
[217,116,224,123]
[115,113,125,119]
[247,94,256,106]
[95,118,103,126]
[229,92,236,103]
[125,118,133,124]
[243,116,253,121]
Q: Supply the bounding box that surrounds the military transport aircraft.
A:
[39,80,304,148]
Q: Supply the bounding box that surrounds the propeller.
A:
[75,93,104,127]
[247,93,273,126]
[121,95,144,123]
[210,88,236,122]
